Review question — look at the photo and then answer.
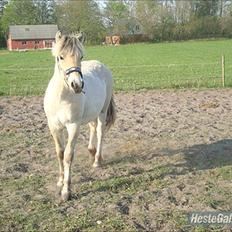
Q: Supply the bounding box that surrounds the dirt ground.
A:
[1,89,232,231]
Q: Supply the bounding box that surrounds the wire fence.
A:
[0,57,230,96]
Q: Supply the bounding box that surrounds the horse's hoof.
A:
[61,191,71,201]
[57,181,63,188]
[92,162,101,168]
[56,182,63,195]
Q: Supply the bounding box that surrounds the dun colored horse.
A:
[44,31,116,201]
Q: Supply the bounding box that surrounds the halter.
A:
[57,57,84,93]
[65,66,84,89]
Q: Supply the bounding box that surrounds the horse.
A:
[44,31,116,201]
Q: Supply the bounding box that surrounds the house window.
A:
[45,40,52,48]
[35,40,40,44]
[22,41,27,45]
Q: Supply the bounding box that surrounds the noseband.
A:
[65,66,84,89]
[57,57,84,92]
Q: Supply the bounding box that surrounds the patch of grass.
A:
[78,165,171,196]
[0,132,24,147]
[1,174,44,192]
[194,179,232,210]
[0,39,232,95]
[217,166,232,181]
[102,216,130,231]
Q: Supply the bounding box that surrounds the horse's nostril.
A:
[71,81,75,88]
[70,81,82,93]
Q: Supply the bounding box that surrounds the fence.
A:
[0,55,230,96]
[112,55,227,91]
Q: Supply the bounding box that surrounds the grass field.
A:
[1,39,232,95]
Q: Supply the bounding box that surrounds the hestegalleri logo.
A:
[188,212,232,225]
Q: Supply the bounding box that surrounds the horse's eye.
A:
[60,56,64,60]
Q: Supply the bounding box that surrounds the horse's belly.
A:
[81,77,106,123]
[81,105,102,124]
[81,97,105,124]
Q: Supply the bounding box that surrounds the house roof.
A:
[9,24,58,40]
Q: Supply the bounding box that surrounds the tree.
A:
[34,0,56,24]
[56,0,105,44]
[1,0,38,33]
[174,1,191,23]
[0,0,8,47]
[135,0,159,39]
[104,1,130,35]
[135,0,175,41]
[219,1,232,36]
[190,0,219,17]
[0,0,8,16]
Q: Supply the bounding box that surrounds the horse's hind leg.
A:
[88,120,97,161]
[93,113,106,168]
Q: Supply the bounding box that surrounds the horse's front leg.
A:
[48,123,64,190]
[62,123,80,201]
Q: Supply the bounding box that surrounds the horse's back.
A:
[82,60,113,84]
[80,60,113,123]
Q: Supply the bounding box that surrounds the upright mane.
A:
[52,33,84,58]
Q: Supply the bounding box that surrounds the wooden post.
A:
[222,55,225,87]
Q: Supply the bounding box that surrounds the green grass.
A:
[0,39,232,95]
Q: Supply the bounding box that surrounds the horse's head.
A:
[52,31,85,94]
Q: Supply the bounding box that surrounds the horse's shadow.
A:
[73,139,232,199]
[167,139,232,175]
[106,139,232,175]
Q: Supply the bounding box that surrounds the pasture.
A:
[1,40,232,231]
[1,39,232,95]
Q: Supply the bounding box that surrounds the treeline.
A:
[0,0,232,47]
[135,0,232,41]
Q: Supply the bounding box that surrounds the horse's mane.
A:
[52,33,84,58]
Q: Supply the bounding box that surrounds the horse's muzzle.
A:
[71,81,82,94]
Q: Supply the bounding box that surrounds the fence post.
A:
[222,55,225,87]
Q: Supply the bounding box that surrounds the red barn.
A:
[7,24,58,51]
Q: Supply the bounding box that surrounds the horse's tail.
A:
[105,95,116,131]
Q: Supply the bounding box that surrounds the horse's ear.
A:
[55,31,62,43]
[77,32,85,44]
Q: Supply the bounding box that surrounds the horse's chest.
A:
[45,100,82,127]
